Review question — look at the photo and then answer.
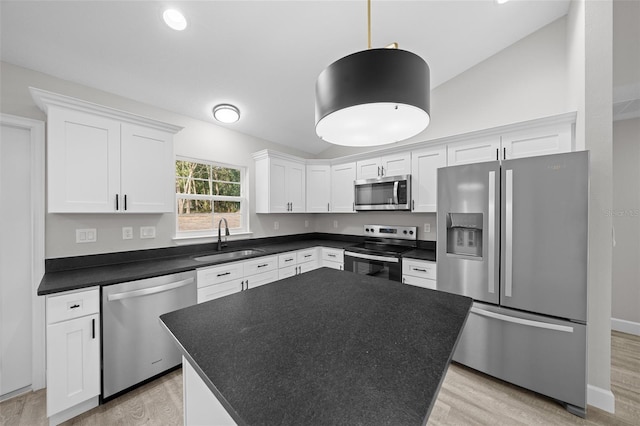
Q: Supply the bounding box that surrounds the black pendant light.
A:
[315,0,430,147]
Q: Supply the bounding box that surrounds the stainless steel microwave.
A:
[354,175,411,211]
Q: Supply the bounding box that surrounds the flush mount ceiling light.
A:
[315,0,430,147]
[213,104,240,124]
[163,9,187,31]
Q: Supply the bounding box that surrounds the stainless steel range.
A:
[344,225,418,282]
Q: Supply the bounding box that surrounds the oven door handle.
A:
[107,277,195,302]
[345,251,399,263]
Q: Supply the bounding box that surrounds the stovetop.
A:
[345,225,419,258]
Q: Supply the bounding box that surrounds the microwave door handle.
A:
[393,181,399,204]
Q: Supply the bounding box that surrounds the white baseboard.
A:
[611,317,640,336]
[588,384,615,413]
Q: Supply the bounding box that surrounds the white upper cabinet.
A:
[330,162,356,213]
[30,88,182,213]
[447,120,573,166]
[447,136,501,166]
[254,151,306,213]
[501,122,572,160]
[356,152,411,179]
[411,145,447,212]
[306,163,331,213]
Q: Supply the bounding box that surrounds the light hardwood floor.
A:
[1,331,638,425]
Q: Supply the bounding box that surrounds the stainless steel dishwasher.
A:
[102,270,196,399]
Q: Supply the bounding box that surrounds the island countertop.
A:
[160,268,472,426]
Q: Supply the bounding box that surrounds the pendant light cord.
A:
[367,0,371,49]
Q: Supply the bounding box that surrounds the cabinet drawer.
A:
[322,248,344,263]
[47,287,100,325]
[279,265,297,280]
[403,275,436,290]
[197,280,243,303]
[402,259,436,280]
[244,255,278,277]
[297,248,318,264]
[278,252,297,268]
[197,262,244,288]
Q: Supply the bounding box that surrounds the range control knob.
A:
[409,230,414,235]
[365,228,370,232]
[403,230,408,234]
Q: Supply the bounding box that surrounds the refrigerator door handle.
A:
[488,171,496,294]
[505,169,513,298]
[470,307,575,333]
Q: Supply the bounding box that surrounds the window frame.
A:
[174,156,249,239]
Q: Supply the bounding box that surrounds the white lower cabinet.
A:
[321,247,344,270]
[243,255,278,290]
[278,248,320,279]
[402,258,437,290]
[46,288,100,425]
[197,261,244,303]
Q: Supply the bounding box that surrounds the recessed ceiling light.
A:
[163,9,187,31]
[213,104,240,124]
[495,0,510,4]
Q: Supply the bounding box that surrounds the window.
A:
[175,157,247,237]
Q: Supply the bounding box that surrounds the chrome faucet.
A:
[217,218,230,251]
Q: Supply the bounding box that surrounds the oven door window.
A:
[348,257,400,281]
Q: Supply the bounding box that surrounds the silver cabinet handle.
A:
[115,194,119,211]
[381,165,385,176]
[470,307,574,333]
[488,170,496,294]
[328,254,336,258]
[345,251,399,263]
[377,166,381,176]
[505,169,513,297]
[412,267,427,273]
[245,279,249,290]
[107,277,194,301]
[92,318,96,339]
[124,194,128,211]
[257,263,268,268]
[217,272,231,277]
[327,203,330,212]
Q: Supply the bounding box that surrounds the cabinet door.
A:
[268,157,289,212]
[411,146,446,212]
[501,122,572,160]
[287,161,306,212]
[306,164,331,212]
[197,280,243,303]
[245,269,279,289]
[356,158,381,179]
[447,136,501,166]
[402,275,436,290]
[381,152,411,177]
[47,314,100,416]
[120,124,174,213]
[330,163,356,212]
[47,107,120,213]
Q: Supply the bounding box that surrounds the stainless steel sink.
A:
[192,249,266,262]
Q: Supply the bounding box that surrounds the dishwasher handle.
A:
[107,277,195,302]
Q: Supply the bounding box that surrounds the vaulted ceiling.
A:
[2,1,634,155]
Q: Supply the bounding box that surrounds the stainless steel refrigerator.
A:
[436,151,588,417]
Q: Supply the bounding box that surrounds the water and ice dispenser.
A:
[446,213,483,258]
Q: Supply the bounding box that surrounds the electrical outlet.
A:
[304,220,309,228]
[140,226,156,239]
[424,223,431,233]
[76,228,97,243]
[333,220,338,229]
[122,227,133,240]
[274,221,279,230]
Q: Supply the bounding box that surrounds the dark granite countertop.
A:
[160,268,472,426]
[37,234,358,295]
[402,249,436,262]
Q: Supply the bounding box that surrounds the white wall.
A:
[0,61,317,258]
[612,117,640,332]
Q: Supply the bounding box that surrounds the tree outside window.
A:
[175,158,246,236]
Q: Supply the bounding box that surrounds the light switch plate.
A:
[424,223,431,233]
[274,221,279,230]
[333,220,338,229]
[140,226,156,239]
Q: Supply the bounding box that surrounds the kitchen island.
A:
[161,268,471,425]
